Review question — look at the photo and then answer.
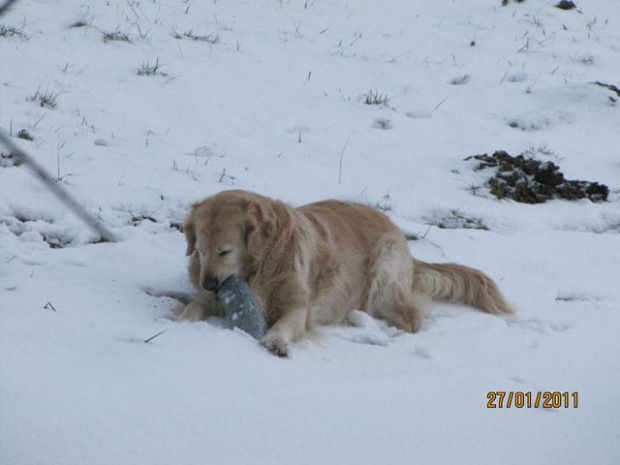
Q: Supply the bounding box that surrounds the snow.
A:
[1,0,619,464]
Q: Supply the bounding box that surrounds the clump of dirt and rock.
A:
[465,150,609,204]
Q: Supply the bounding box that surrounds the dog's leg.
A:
[173,292,220,321]
[366,234,428,333]
[173,301,209,321]
[261,307,307,357]
[261,280,309,357]
[383,297,428,333]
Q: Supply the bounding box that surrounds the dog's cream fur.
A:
[179,190,513,356]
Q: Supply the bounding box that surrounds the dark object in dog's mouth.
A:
[217,276,267,340]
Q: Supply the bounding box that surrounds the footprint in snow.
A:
[507,317,574,335]
[411,345,434,360]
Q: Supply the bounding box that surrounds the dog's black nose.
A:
[202,277,218,292]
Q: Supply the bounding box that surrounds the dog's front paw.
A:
[261,332,289,357]
[173,301,206,322]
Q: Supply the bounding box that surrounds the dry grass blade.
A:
[143,331,166,343]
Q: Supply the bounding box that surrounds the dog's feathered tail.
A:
[412,259,513,315]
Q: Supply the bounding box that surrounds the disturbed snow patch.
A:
[320,310,403,347]
[423,208,489,231]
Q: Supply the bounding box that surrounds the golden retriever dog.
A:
[179,190,513,356]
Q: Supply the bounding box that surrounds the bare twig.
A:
[43,302,57,312]
[434,97,448,110]
[143,331,165,343]
[0,0,20,17]
[338,133,355,185]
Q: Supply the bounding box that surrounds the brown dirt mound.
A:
[465,150,609,204]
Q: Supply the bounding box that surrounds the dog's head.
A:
[184,190,277,292]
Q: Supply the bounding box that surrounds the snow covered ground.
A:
[1,0,619,463]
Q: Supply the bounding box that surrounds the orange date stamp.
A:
[486,391,579,409]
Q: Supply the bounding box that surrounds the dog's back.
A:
[298,201,421,328]
[299,199,512,327]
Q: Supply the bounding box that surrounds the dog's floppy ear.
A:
[184,212,196,256]
[246,200,277,262]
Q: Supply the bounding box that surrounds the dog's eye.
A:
[218,249,231,257]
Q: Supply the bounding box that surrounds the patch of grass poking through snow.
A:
[506,114,551,132]
[131,214,157,226]
[449,74,471,85]
[403,232,421,241]
[69,19,91,29]
[523,143,558,159]
[555,1,577,11]
[17,129,33,141]
[424,209,489,231]
[1,214,73,249]
[373,193,394,212]
[68,11,94,29]
[137,59,164,76]
[361,88,390,106]
[0,24,29,40]
[572,53,596,66]
[0,152,22,168]
[372,118,392,130]
[465,151,609,204]
[102,30,131,43]
[218,168,236,185]
[172,29,219,44]
[27,90,60,109]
